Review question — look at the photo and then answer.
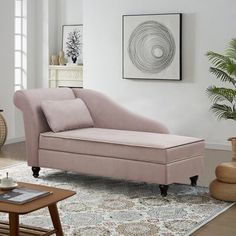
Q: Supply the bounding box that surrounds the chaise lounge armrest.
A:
[13,88,76,166]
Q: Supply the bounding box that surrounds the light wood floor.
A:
[0,142,25,168]
[0,142,235,235]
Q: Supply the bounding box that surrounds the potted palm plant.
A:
[206,38,236,160]
[207,39,236,201]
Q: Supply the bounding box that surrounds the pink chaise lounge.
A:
[14,88,204,196]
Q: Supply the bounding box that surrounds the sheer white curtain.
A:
[14,0,27,91]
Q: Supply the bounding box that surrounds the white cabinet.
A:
[48,65,83,88]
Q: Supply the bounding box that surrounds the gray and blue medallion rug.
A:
[0,163,234,236]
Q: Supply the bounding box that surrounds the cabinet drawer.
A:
[57,69,83,81]
[48,66,83,88]
[57,80,83,88]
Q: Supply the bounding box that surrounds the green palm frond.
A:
[226,38,236,60]
[211,103,236,121]
[207,51,230,70]
[206,51,236,75]
[209,67,236,85]
[227,62,236,76]
[206,39,236,122]
[207,86,236,103]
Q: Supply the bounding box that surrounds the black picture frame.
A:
[62,24,83,65]
[122,13,182,80]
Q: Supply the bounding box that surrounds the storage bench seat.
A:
[40,128,204,165]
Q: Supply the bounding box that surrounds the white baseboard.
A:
[4,137,232,151]
[5,137,25,145]
[205,142,231,151]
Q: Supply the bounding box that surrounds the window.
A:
[14,0,27,91]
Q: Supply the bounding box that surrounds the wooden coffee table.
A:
[0,182,76,236]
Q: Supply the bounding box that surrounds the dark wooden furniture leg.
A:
[159,185,169,197]
[9,213,19,236]
[48,203,63,236]
[190,175,198,186]
[32,167,41,178]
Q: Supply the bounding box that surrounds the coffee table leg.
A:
[9,213,19,236]
[48,203,63,236]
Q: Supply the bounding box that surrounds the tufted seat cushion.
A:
[40,128,204,164]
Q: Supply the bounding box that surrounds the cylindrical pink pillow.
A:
[41,98,94,132]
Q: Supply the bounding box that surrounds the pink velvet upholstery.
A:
[40,128,204,164]
[14,88,75,166]
[14,88,204,186]
[38,150,203,185]
[72,88,169,134]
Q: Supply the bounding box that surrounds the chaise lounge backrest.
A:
[14,88,169,167]
[72,88,169,133]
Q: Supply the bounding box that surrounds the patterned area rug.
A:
[0,163,234,236]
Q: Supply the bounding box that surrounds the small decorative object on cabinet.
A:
[50,54,59,65]
[0,110,7,151]
[206,39,236,201]
[59,50,65,65]
[48,65,83,88]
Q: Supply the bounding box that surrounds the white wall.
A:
[0,0,15,141]
[48,0,58,55]
[58,0,83,25]
[34,0,49,88]
[49,0,83,56]
[83,0,236,148]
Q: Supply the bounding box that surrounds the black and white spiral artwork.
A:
[123,14,181,80]
[128,21,176,74]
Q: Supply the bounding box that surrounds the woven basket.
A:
[0,112,7,150]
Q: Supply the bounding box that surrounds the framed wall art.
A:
[122,14,182,80]
[62,24,83,65]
